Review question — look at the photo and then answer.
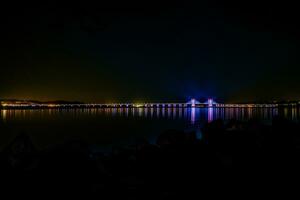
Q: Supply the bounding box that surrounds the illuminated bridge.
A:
[0,98,279,109]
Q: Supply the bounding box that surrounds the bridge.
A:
[0,98,279,109]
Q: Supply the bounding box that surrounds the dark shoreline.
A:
[1,117,300,198]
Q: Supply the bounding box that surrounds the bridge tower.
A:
[208,98,213,107]
[206,98,217,107]
[186,98,200,107]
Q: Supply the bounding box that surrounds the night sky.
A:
[1,0,300,103]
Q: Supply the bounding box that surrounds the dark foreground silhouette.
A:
[1,116,300,198]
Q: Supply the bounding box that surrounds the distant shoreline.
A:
[1,99,299,110]
[0,104,298,110]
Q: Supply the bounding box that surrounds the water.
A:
[0,107,299,151]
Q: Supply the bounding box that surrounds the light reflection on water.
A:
[0,107,299,149]
[1,107,299,124]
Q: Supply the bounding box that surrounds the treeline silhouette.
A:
[0,116,300,198]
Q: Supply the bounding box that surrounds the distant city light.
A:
[48,104,57,108]
[134,104,143,108]
[0,99,280,109]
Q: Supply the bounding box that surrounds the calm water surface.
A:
[0,107,299,151]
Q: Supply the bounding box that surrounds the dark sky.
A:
[1,0,300,103]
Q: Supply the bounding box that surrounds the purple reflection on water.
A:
[208,107,213,122]
[191,107,196,124]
